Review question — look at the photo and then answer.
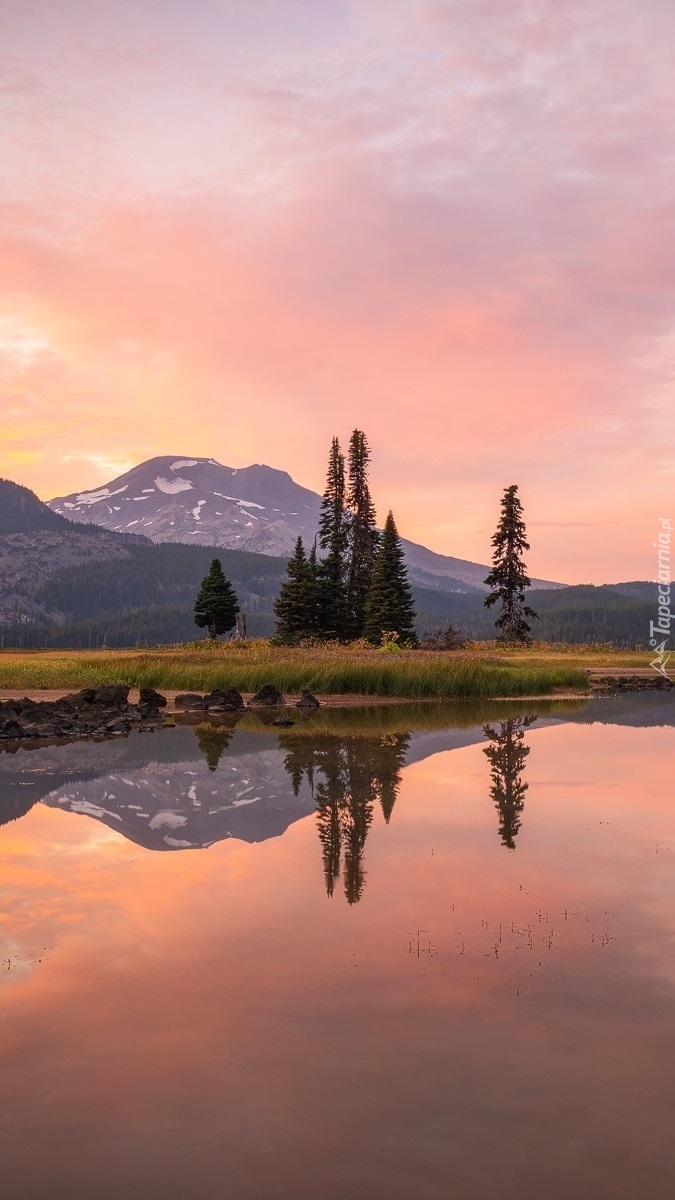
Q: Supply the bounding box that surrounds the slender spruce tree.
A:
[274,536,320,643]
[364,511,418,646]
[484,484,538,644]
[193,558,239,640]
[345,429,379,638]
[317,437,350,639]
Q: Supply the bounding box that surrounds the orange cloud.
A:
[1,0,674,581]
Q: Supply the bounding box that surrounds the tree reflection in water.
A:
[283,733,410,904]
[195,721,239,771]
[482,716,536,849]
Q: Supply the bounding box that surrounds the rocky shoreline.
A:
[0,685,168,741]
[588,673,673,693]
[0,673,671,741]
[0,683,321,740]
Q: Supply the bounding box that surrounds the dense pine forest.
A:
[415,581,656,647]
[0,570,657,649]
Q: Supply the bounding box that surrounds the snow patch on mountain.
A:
[154,475,193,495]
[149,811,188,830]
[212,491,266,512]
[224,496,265,510]
[75,485,129,506]
[59,797,123,821]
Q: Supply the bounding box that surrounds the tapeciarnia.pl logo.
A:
[649,517,672,678]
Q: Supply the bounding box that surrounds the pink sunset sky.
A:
[1,0,673,583]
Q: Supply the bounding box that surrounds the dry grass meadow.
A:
[0,639,650,700]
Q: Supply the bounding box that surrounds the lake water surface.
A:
[1,695,674,1199]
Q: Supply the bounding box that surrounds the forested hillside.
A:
[36,542,287,621]
[0,542,287,646]
[0,560,661,648]
[0,479,73,535]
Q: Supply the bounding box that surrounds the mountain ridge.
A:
[0,479,155,625]
[47,454,564,592]
[0,476,659,647]
[0,477,75,536]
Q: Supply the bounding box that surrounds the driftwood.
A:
[233,612,247,640]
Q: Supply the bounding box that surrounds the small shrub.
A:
[377,631,402,654]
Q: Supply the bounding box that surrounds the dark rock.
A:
[139,687,167,709]
[105,718,132,733]
[0,717,24,738]
[204,686,245,711]
[272,718,295,727]
[0,682,168,740]
[92,685,130,709]
[296,690,320,710]
[61,688,97,709]
[174,693,207,711]
[249,684,285,707]
[138,687,168,716]
[24,723,65,739]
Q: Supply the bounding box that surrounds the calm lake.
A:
[1,694,674,1199]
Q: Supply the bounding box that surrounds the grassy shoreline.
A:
[0,642,615,699]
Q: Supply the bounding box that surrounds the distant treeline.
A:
[0,556,662,649]
[0,606,276,649]
[415,581,658,648]
[36,541,287,619]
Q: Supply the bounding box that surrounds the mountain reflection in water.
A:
[0,694,673,902]
[0,702,548,900]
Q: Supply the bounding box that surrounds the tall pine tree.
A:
[364,511,418,646]
[345,429,379,638]
[274,536,320,643]
[317,437,350,639]
[193,558,239,640]
[484,485,538,644]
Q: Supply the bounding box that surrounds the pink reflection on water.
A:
[1,719,675,1198]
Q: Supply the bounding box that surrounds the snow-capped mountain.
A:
[0,719,545,852]
[48,455,564,591]
[44,740,316,851]
[49,456,321,559]
[0,727,316,849]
